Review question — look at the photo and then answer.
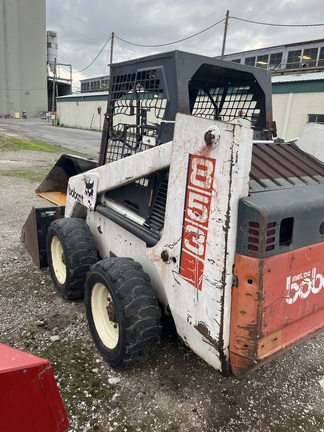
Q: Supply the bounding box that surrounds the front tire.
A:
[85,257,162,368]
[47,218,98,299]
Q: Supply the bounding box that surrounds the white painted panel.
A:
[147,113,253,373]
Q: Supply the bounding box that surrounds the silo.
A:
[47,31,58,72]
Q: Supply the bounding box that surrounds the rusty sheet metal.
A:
[250,142,324,193]
[230,247,324,378]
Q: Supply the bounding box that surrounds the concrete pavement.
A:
[0,117,101,158]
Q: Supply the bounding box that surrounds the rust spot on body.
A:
[194,321,220,349]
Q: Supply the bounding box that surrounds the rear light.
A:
[247,221,276,252]
[248,221,260,251]
[266,222,276,251]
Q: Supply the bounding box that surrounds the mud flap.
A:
[36,154,97,206]
[21,206,64,268]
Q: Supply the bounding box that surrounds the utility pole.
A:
[52,57,57,111]
[221,10,229,59]
[51,57,57,125]
[110,32,115,66]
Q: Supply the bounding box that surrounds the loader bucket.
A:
[36,154,97,206]
[21,206,64,268]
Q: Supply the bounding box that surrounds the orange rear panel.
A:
[230,245,324,378]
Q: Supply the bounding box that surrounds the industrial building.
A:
[0,0,72,118]
[2,0,322,143]
[47,31,72,111]
[80,76,110,93]
[0,0,47,117]
[56,91,108,130]
[220,39,324,140]
[220,39,324,70]
[56,39,324,141]
[272,72,324,140]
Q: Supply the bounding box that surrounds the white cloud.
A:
[46,0,324,86]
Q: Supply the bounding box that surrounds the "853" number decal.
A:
[179,155,216,290]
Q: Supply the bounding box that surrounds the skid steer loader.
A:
[22,50,324,378]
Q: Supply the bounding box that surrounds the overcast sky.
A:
[46,0,324,89]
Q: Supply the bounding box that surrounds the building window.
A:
[256,54,269,68]
[230,59,241,63]
[318,47,324,66]
[287,50,302,69]
[302,48,318,67]
[269,52,283,69]
[308,114,324,124]
[47,42,58,49]
[81,82,90,92]
[101,79,109,89]
[91,80,100,91]
[245,56,256,67]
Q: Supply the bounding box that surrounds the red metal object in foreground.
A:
[0,343,69,432]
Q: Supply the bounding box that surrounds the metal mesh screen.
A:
[107,69,167,163]
[191,85,260,126]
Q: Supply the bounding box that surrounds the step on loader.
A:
[22,50,324,378]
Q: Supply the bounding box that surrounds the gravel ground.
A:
[0,145,324,432]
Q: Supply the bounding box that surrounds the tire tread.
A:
[47,218,98,299]
[85,257,162,368]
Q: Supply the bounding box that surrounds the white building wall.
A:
[273,92,324,141]
[57,88,324,142]
[57,95,165,131]
[0,0,47,117]
[57,99,105,131]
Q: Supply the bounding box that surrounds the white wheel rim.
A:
[51,235,66,285]
[91,282,119,349]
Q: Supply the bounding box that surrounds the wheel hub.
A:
[106,301,117,323]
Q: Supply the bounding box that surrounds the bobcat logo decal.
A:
[85,179,94,197]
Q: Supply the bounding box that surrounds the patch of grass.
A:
[39,340,180,432]
[40,340,124,431]
[0,170,46,183]
[0,135,61,153]
[314,414,324,425]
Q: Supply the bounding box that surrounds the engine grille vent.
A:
[147,175,168,232]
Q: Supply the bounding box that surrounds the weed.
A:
[0,135,61,152]
[0,170,46,183]
[40,341,126,431]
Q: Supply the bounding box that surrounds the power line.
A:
[73,19,225,74]
[231,16,324,27]
[113,39,132,62]
[75,36,111,73]
[115,19,225,48]
[73,15,324,75]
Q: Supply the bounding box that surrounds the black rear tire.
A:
[47,218,98,299]
[85,257,162,368]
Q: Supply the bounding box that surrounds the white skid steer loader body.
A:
[64,141,173,216]
[65,113,253,373]
[148,114,253,373]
